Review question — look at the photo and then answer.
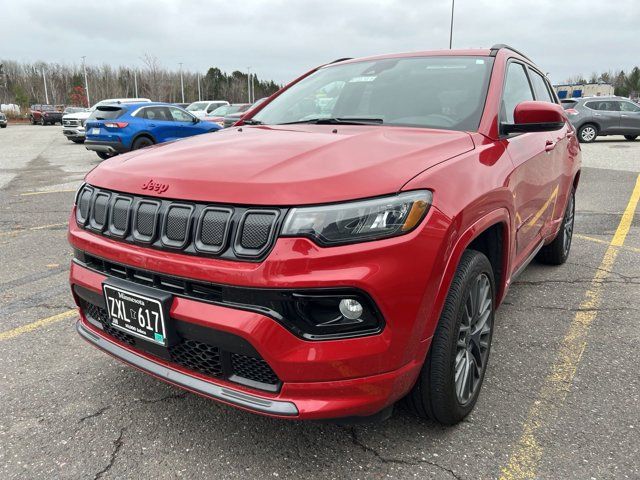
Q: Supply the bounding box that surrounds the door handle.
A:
[149,123,156,127]
[545,140,556,152]
[594,113,601,116]
[621,114,628,117]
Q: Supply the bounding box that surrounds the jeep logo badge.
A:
[141,179,169,194]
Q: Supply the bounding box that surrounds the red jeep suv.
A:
[69,44,580,424]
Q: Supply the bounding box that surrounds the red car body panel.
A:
[69,47,581,419]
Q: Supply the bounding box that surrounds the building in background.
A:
[554,83,615,99]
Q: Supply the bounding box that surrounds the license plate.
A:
[91,128,100,135]
[103,284,168,345]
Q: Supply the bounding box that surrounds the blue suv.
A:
[84,102,222,159]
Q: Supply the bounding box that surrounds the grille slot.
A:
[133,200,160,242]
[79,298,280,391]
[76,186,93,224]
[195,207,232,254]
[161,204,193,249]
[89,192,110,231]
[109,196,132,237]
[235,211,278,257]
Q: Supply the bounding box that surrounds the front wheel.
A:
[537,188,575,265]
[405,250,495,425]
[578,124,597,143]
[624,135,638,141]
[39,117,46,126]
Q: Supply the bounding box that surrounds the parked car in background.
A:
[172,103,190,109]
[63,98,151,144]
[0,112,7,128]
[223,98,268,127]
[29,104,63,125]
[185,100,229,119]
[84,102,222,159]
[203,103,251,127]
[564,96,640,142]
[70,45,580,424]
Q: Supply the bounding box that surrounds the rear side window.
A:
[140,106,173,121]
[89,107,124,120]
[501,63,534,123]
[528,69,555,103]
[585,101,620,112]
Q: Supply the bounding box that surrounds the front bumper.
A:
[63,127,85,139]
[85,140,128,154]
[69,205,450,419]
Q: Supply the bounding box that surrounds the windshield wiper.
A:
[278,117,384,126]
[241,119,263,125]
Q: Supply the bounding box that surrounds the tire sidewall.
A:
[426,250,496,423]
[132,137,153,150]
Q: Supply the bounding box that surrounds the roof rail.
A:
[489,44,532,62]
[329,57,353,64]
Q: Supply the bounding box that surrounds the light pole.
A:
[251,73,255,103]
[179,63,185,103]
[197,72,202,101]
[247,66,251,103]
[81,56,91,107]
[449,0,455,49]
[42,68,49,104]
[134,69,138,97]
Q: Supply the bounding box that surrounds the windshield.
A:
[64,107,85,114]
[253,56,494,131]
[186,102,208,112]
[40,105,56,111]
[209,105,231,116]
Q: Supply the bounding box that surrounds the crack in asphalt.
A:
[94,427,126,480]
[78,406,112,424]
[344,426,464,479]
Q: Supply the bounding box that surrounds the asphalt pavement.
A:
[1,125,638,479]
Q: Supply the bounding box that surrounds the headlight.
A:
[281,190,432,246]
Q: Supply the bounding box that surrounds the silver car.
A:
[563,96,640,143]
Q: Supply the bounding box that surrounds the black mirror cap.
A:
[502,121,565,134]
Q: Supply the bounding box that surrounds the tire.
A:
[577,124,597,143]
[624,135,638,141]
[537,188,575,265]
[132,136,154,150]
[0,125,6,129]
[30,116,36,125]
[405,250,495,425]
[96,151,113,160]
[39,117,45,126]
[71,138,84,144]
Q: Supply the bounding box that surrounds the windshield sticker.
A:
[349,76,377,83]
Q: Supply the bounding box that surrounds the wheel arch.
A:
[131,131,156,147]
[419,208,511,341]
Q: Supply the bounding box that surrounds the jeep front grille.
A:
[75,184,284,261]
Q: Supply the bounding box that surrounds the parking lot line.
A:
[0,309,77,342]
[19,189,76,196]
[574,233,640,254]
[0,223,67,237]
[499,174,640,480]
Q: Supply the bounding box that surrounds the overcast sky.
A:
[1,0,638,85]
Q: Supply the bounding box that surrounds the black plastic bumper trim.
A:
[76,320,298,416]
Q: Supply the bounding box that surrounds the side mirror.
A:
[503,101,566,134]
[192,117,199,124]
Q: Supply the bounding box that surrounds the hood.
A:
[86,125,474,205]
[63,111,91,120]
